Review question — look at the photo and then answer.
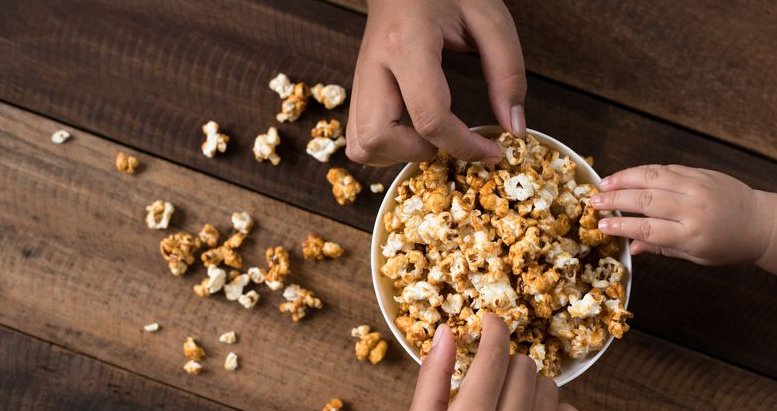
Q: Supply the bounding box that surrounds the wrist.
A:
[753,190,777,274]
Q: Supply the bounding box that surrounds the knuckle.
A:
[354,122,384,153]
[639,220,653,241]
[475,347,507,370]
[512,353,537,373]
[385,24,410,55]
[345,142,370,164]
[413,110,445,141]
[644,168,661,185]
[638,190,654,210]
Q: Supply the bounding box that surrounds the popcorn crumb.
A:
[51,130,71,144]
[146,200,174,230]
[224,352,239,371]
[183,337,205,361]
[302,233,344,260]
[311,83,347,109]
[219,331,237,344]
[143,323,160,333]
[253,127,281,165]
[351,325,388,364]
[198,224,220,248]
[370,183,385,193]
[269,73,294,99]
[231,211,254,235]
[276,82,311,123]
[322,399,344,411]
[115,152,139,174]
[201,121,229,158]
[326,168,362,205]
[159,232,201,276]
[279,284,322,321]
[183,360,203,375]
[238,290,260,309]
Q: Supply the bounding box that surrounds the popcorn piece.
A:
[159,232,201,276]
[264,246,291,287]
[567,289,605,319]
[279,284,322,321]
[115,152,139,174]
[224,274,250,301]
[322,399,344,411]
[219,331,237,344]
[238,290,260,309]
[198,224,220,248]
[146,200,174,230]
[311,83,347,109]
[183,360,203,375]
[51,130,71,144]
[201,121,229,158]
[276,82,311,123]
[193,265,227,297]
[269,73,294,99]
[224,352,239,371]
[351,325,389,364]
[183,337,205,361]
[143,323,160,333]
[253,127,281,165]
[307,136,346,162]
[326,167,362,205]
[311,119,343,139]
[302,233,344,260]
[231,211,254,235]
[370,183,385,193]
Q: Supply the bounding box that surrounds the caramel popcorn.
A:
[224,273,250,301]
[326,167,362,205]
[146,200,174,230]
[219,331,237,344]
[224,352,239,371]
[193,265,227,297]
[201,121,229,158]
[115,152,139,174]
[198,224,220,248]
[253,127,281,165]
[370,183,385,193]
[311,83,347,109]
[238,290,260,309]
[276,82,311,123]
[159,232,201,276]
[302,233,344,260]
[51,129,71,144]
[183,337,205,361]
[351,325,389,364]
[183,360,203,375]
[231,211,254,235]
[269,73,294,99]
[279,284,322,321]
[143,323,160,333]
[322,399,344,411]
[379,131,631,385]
[307,120,346,162]
[261,246,291,290]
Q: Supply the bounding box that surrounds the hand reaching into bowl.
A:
[410,313,578,411]
[592,165,777,273]
[346,0,526,166]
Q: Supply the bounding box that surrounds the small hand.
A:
[410,313,578,411]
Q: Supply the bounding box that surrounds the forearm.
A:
[754,190,777,274]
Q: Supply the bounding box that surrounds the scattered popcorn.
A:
[198,224,220,248]
[311,119,343,139]
[219,331,237,344]
[379,131,631,385]
[51,130,71,144]
[322,399,344,411]
[201,121,229,158]
[193,265,228,297]
[115,152,139,174]
[159,232,201,276]
[261,246,291,290]
[231,211,254,235]
[311,83,347,109]
[143,323,160,333]
[279,284,323,321]
[146,200,175,230]
[238,290,260,309]
[307,120,346,162]
[277,82,311,123]
[269,73,294,99]
[351,325,389,364]
[183,360,203,375]
[183,337,205,361]
[224,352,239,371]
[326,167,362,205]
[224,273,250,301]
[253,127,281,165]
[302,233,344,260]
[370,183,385,193]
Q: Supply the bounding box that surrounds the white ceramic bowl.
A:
[371,125,632,386]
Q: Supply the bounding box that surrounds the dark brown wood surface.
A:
[2,103,777,411]
[0,326,236,411]
[1,0,776,380]
[326,0,777,160]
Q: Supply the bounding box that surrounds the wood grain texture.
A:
[325,0,777,159]
[2,103,777,410]
[1,0,776,379]
[0,326,236,411]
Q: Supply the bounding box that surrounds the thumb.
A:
[409,325,456,411]
[462,1,527,136]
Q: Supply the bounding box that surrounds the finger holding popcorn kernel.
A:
[146,200,174,230]
[326,167,361,205]
[201,121,229,158]
[311,83,347,109]
[253,127,281,165]
[115,152,139,174]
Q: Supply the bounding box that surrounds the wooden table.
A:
[1,1,776,410]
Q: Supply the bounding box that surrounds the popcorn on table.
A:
[183,337,205,361]
[115,152,139,174]
[370,183,385,193]
[269,73,294,99]
[219,331,237,344]
[201,121,229,158]
[224,352,239,371]
[378,131,632,386]
[238,290,260,309]
[279,284,322,321]
[51,130,71,144]
[183,360,203,375]
[253,127,281,165]
[231,211,254,235]
[302,233,344,260]
[311,83,347,109]
[276,82,311,123]
[146,200,174,230]
[351,325,388,364]
[321,399,344,411]
[307,119,346,162]
[326,167,362,205]
[143,323,160,333]
[198,224,220,248]
[159,232,201,276]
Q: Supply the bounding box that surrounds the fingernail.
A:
[432,324,447,347]
[591,194,602,207]
[598,219,609,231]
[510,105,526,136]
[600,176,612,188]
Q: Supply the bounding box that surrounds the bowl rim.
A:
[370,125,632,387]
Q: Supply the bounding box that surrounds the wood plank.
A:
[0,326,238,411]
[1,0,777,378]
[324,0,777,160]
[2,103,777,410]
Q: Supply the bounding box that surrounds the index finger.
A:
[601,165,689,193]
[455,313,511,410]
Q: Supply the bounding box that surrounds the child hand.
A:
[410,313,577,411]
[592,165,776,271]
